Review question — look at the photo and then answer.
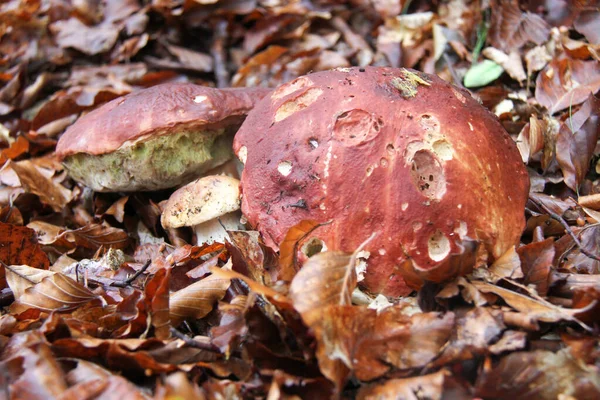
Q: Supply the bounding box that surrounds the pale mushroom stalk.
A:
[161,175,242,246]
[192,212,242,245]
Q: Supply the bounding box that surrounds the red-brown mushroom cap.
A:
[233,66,530,296]
[56,83,271,159]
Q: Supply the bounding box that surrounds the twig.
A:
[528,196,600,262]
[211,19,230,88]
[170,327,220,353]
[111,259,151,288]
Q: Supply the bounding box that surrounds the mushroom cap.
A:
[233,66,530,296]
[55,83,269,191]
[56,83,271,159]
[161,175,241,229]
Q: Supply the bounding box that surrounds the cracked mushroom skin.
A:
[161,175,242,245]
[55,83,270,192]
[233,66,529,297]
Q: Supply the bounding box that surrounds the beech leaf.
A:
[169,273,230,326]
[464,60,504,88]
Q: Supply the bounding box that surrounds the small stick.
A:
[211,19,230,88]
[112,259,152,288]
[529,196,600,262]
[170,327,220,353]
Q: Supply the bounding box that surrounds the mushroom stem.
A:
[193,212,242,245]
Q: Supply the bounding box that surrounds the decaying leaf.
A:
[5,264,56,299]
[289,251,355,315]
[475,349,600,399]
[169,273,230,326]
[10,272,99,314]
[278,220,329,281]
[0,222,50,289]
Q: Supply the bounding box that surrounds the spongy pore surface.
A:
[234,66,530,296]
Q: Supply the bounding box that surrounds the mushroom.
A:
[233,66,530,296]
[56,83,270,192]
[161,175,242,245]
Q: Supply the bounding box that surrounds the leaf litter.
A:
[1,0,600,398]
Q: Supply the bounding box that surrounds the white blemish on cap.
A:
[278,161,292,176]
[468,122,474,131]
[193,95,208,103]
[378,248,386,255]
[401,203,409,211]
[323,143,333,178]
[238,146,248,164]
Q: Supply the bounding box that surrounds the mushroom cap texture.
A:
[56,83,271,159]
[233,66,530,296]
[161,175,241,229]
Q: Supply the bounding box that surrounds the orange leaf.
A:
[278,219,330,281]
[0,222,50,289]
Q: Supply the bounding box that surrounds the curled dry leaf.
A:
[10,272,99,314]
[357,370,449,400]
[517,238,554,296]
[555,94,600,191]
[489,246,524,281]
[278,219,329,281]
[469,280,591,328]
[8,159,72,212]
[289,251,354,315]
[0,221,50,289]
[5,264,55,299]
[227,230,278,285]
[535,58,600,115]
[475,349,600,399]
[64,359,149,400]
[145,268,171,340]
[169,273,231,326]
[489,0,550,51]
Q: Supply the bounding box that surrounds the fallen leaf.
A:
[289,251,355,315]
[278,219,328,281]
[357,370,449,400]
[9,159,72,212]
[470,280,590,327]
[555,94,600,190]
[50,18,119,55]
[517,238,555,296]
[0,222,50,289]
[10,272,99,314]
[145,267,171,340]
[475,349,600,399]
[170,273,230,326]
[489,0,551,51]
[5,264,56,299]
[489,246,524,281]
[464,60,504,88]
[535,58,600,114]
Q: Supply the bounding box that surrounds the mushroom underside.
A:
[64,127,234,192]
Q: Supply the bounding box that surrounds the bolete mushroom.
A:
[56,83,269,192]
[161,175,242,245]
[233,66,530,296]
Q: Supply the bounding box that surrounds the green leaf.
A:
[464,60,504,88]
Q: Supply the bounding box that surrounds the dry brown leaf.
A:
[289,251,354,315]
[169,273,231,326]
[5,264,56,299]
[357,370,449,400]
[517,238,555,296]
[102,196,129,223]
[535,58,600,115]
[489,246,524,281]
[278,219,328,281]
[10,272,99,314]
[555,94,600,191]
[475,349,600,399]
[470,280,590,327]
[9,159,72,212]
[63,223,131,251]
[145,267,171,340]
[489,0,550,51]
[0,135,29,164]
[227,230,278,285]
[0,221,50,289]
